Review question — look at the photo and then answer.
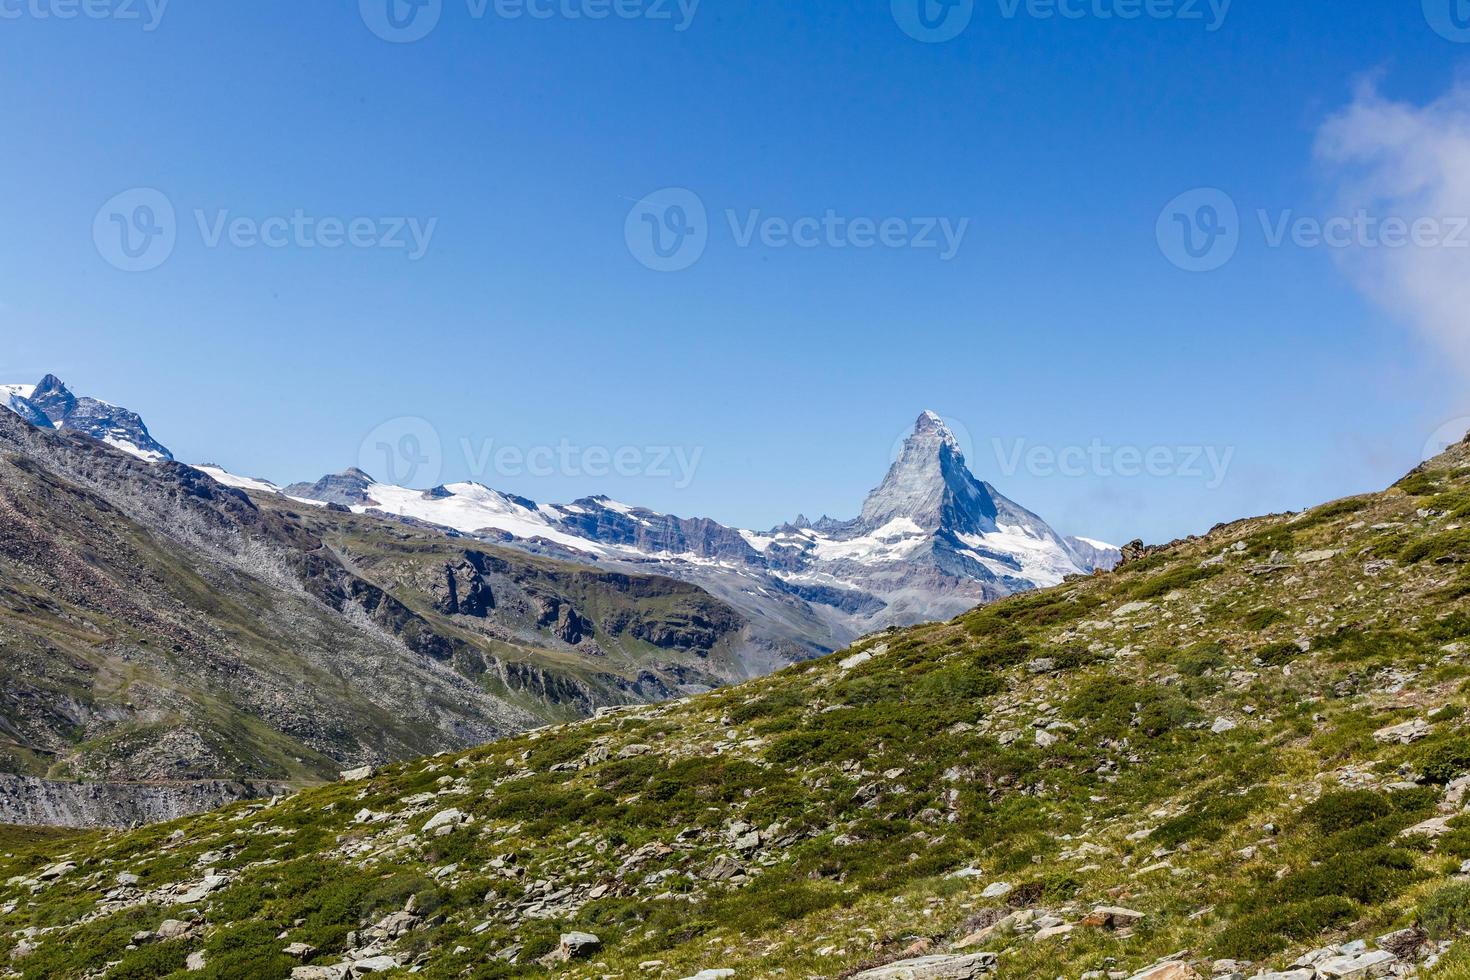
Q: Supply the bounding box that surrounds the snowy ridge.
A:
[359,481,609,554]
[269,412,1121,647]
[13,379,1120,659]
[0,378,1123,667]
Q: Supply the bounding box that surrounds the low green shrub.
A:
[1419,737,1470,785]
[1302,790,1393,834]
[1130,565,1222,600]
[1421,882,1470,941]
[1213,896,1356,959]
[1242,608,1289,631]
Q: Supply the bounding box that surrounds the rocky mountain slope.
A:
[0,409,777,826]
[8,433,1470,978]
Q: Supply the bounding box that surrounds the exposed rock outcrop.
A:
[0,775,281,828]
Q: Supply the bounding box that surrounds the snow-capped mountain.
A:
[282,412,1119,651]
[0,380,1119,660]
[1,376,173,462]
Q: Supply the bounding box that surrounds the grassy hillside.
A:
[10,441,1470,977]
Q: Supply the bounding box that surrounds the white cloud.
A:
[1315,78,1470,374]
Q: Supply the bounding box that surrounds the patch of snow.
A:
[739,529,777,553]
[956,524,1082,588]
[193,465,281,494]
[101,435,168,463]
[808,518,930,564]
[359,482,611,555]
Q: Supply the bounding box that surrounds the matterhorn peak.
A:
[855,410,994,534]
[911,410,964,455]
[916,409,947,430]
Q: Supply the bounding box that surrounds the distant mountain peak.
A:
[216,408,1122,643]
[858,410,995,535]
[282,468,378,507]
[915,408,949,432]
[1,374,172,462]
[28,375,78,423]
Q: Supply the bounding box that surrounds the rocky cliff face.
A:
[281,467,378,506]
[856,410,1002,536]
[552,498,763,564]
[3,377,1120,671]
[0,776,282,829]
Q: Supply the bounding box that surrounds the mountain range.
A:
[0,377,1117,669]
[270,410,1118,671]
[5,411,1468,979]
[0,398,789,826]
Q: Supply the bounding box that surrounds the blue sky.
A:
[4,0,1470,544]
